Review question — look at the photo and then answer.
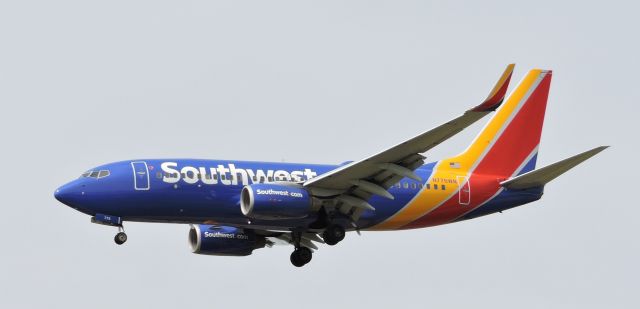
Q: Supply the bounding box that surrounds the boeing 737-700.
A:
[54,65,607,267]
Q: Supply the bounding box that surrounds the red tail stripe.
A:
[402,73,552,229]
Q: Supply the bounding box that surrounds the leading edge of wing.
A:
[304,64,516,190]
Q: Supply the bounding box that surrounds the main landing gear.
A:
[290,247,313,267]
[290,229,312,267]
[309,209,346,246]
[287,224,346,267]
[322,224,345,246]
[114,226,128,245]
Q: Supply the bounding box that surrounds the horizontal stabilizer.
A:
[501,146,608,190]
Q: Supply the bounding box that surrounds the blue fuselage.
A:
[55,159,542,231]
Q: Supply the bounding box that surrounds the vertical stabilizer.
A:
[449,69,552,177]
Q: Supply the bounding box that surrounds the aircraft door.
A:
[457,176,470,205]
[131,161,150,190]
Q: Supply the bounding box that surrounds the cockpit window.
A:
[80,170,111,179]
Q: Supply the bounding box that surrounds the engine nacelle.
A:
[240,183,312,220]
[189,225,266,256]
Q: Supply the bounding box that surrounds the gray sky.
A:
[1,1,637,308]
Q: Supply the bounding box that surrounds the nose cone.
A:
[54,181,83,207]
[54,186,69,205]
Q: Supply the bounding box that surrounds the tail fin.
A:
[501,146,608,190]
[448,69,552,177]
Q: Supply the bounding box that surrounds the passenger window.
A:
[434,184,438,190]
[268,177,273,182]
[395,183,401,188]
[426,184,430,189]
[213,174,218,180]
[442,185,446,190]
[403,182,409,189]
[221,175,226,180]
[411,183,417,189]
[419,183,423,188]
[252,176,257,181]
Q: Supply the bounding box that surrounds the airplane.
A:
[54,65,607,267]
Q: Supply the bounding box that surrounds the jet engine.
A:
[240,183,314,220]
[188,225,266,256]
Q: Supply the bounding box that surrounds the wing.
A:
[303,64,515,220]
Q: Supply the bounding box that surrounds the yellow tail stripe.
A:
[372,69,544,230]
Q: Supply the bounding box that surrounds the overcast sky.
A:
[1,1,637,308]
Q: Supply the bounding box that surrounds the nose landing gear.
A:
[114,226,128,245]
[91,214,128,245]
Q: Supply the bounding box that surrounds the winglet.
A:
[501,146,609,190]
[471,63,515,112]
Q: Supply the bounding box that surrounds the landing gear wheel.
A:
[290,247,313,267]
[322,224,345,246]
[114,232,128,245]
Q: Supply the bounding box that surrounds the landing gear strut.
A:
[114,226,127,245]
[289,229,312,267]
[322,224,345,246]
